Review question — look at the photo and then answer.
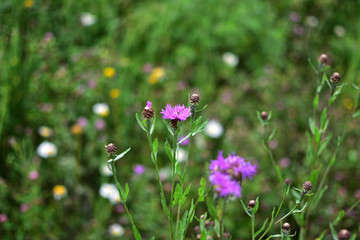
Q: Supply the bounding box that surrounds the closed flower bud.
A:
[248,200,256,209]
[190,94,200,105]
[284,178,292,185]
[261,111,269,121]
[330,72,342,84]
[318,54,329,64]
[302,181,312,193]
[282,222,291,233]
[338,229,351,240]
[106,143,117,154]
[170,119,180,130]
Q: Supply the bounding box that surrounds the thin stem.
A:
[111,161,135,227]
[258,189,287,240]
[169,132,178,239]
[146,121,172,238]
[275,202,300,225]
[251,212,255,240]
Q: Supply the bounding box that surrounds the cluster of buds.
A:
[302,181,313,194]
[260,111,269,121]
[338,229,351,240]
[142,101,155,119]
[318,54,329,64]
[330,72,342,84]
[284,178,292,185]
[282,222,291,234]
[248,199,256,209]
[189,93,200,105]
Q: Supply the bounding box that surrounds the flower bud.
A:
[170,119,180,130]
[302,181,312,193]
[338,229,351,240]
[248,200,256,209]
[284,178,292,185]
[318,54,329,64]
[282,222,291,233]
[190,94,200,105]
[330,72,342,84]
[260,111,269,121]
[106,143,117,154]
[142,101,155,119]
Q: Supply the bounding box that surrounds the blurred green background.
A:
[1,0,360,239]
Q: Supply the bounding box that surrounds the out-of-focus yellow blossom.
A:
[109,88,121,99]
[53,185,67,200]
[38,126,53,138]
[103,67,116,78]
[148,67,165,84]
[71,124,83,135]
[343,98,353,110]
[24,0,34,8]
[119,57,130,67]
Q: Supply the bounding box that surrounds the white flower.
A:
[222,52,239,67]
[176,148,188,163]
[108,223,124,237]
[159,168,171,181]
[93,103,110,117]
[38,126,53,138]
[100,164,113,176]
[37,141,57,158]
[80,12,96,27]
[334,25,346,38]
[99,183,120,204]
[204,119,224,138]
[305,16,318,27]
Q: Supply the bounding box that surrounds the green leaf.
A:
[165,139,174,162]
[320,108,327,130]
[135,113,147,132]
[350,234,357,240]
[308,58,317,74]
[329,83,345,105]
[254,218,268,238]
[205,197,218,220]
[133,225,142,240]
[150,115,156,135]
[329,223,338,240]
[172,184,182,206]
[192,119,208,136]
[253,196,260,215]
[309,168,320,187]
[187,200,196,223]
[176,210,188,240]
[160,192,170,218]
[313,186,328,210]
[180,184,191,205]
[333,210,345,225]
[198,177,206,197]
[306,132,315,165]
[313,94,319,110]
[108,148,131,163]
[309,118,316,135]
[214,220,220,238]
[152,138,158,158]
[125,183,130,200]
[314,127,321,145]
[268,128,276,142]
[240,200,251,217]
[329,155,336,167]
[178,133,191,144]
[293,202,308,213]
[352,110,360,118]
[195,104,208,112]
[318,134,332,156]
[163,119,174,136]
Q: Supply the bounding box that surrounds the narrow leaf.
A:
[133,225,142,240]
[109,148,131,163]
[136,113,147,132]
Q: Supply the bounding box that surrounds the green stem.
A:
[263,125,283,184]
[251,212,255,240]
[169,132,178,239]
[258,189,287,240]
[111,161,135,227]
[275,202,300,225]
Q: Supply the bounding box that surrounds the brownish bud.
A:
[194,226,200,232]
[338,229,351,240]
[261,111,269,121]
[302,181,312,193]
[318,54,329,64]
[170,119,180,130]
[282,222,291,233]
[284,178,292,185]
[330,72,342,84]
[248,200,256,209]
[142,106,155,119]
[223,232,230,238]
[105,143,117,154]
[190,94,200,105]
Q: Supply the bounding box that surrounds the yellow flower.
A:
[109,88,121,99]
[71,124,83,135]
[24,0,34,8]
[343,98,353,110]
[103,67,116,78]
[38,126,53,138]
[53,185,67,200]
[147,67,165,85]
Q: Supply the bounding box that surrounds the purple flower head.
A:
[209,172,241,197]
[0,213,7,223]
[133,164,145,175]
[160,104,192,121]
[95,119,106,130]
[146,101,152,108]
[77,117,88,127]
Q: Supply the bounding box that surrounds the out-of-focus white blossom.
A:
[108,223,124,237]
[37,141,57,158]
[334,25,346,38]
[222,52,239,67]
[204,119,224,138]
[99,183,120,204]
[100,164,113,176]
[80,12,96,27]
[93,103,110,117]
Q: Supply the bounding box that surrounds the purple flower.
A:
[146,101,152,108]
[0,213,7,223]
[160,104,192,121]
[95,119,106,130]
[209,172,241,197]
[133,164,145,175]
[209,151,258,198]
[179,136,190,146]
[77,117,88,127]
[28,170,39,181]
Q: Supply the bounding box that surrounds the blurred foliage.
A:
[0,0,360,239]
